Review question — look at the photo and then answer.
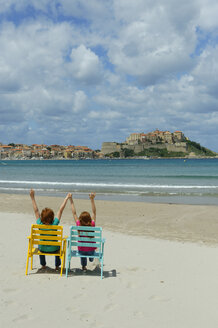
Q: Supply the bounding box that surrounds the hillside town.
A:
[0,143,99,160]
[0,129,216,160]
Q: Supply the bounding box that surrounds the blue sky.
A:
[0,0,218,151]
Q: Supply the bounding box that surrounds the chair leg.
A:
[67,259,71,277]
[25,255,29,275]
[25,241,31,275]
[31,256,33,270]
[65,246,70,277]
[60,246,66,276]
[101,258,103,279]
[66,261,69,277]
[63,245,66,270]
[63,255,66,272]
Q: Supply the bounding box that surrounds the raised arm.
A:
[56,193,71,221]
[89,192,96,222]
[68,194,78,223]
[30,189,40,220]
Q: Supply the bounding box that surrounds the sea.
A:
[1,158,218,205]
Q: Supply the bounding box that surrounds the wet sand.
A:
[1,192,218,245]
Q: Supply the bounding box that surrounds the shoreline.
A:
[1,192,218,246]
[1,156,218,160]
[1,189,218,206]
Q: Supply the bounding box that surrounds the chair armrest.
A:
[101,238,106,253]
[66,237,70,247]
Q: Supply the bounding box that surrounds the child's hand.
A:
[67,193,72,199]
[30,189,35,198]
[89,192,96,200]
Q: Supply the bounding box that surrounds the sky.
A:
[0,0,218,151]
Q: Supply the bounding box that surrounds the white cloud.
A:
[89,110,122,119]
[198,0,218,29]
[0,1,218,150]
[192,46,218,98]
[73,90,87,113]
[0,20,73,91]
[69,45,103,84]
[108,2,197,84]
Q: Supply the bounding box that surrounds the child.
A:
[69,193,96,272]
[30,189,70,270]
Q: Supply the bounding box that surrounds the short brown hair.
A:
[41,208,54,224]
[79,211,92,226]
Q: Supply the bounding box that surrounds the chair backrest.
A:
[69,226,103,252]
[30,224,64,250]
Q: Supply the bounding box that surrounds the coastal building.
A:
[173,131,185,141]
[125,129,185,146]
[0,145,13,151]
[163,131,173,143]
[0,142,97,160]
[126,133,142,145]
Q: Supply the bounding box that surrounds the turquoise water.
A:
[1,158,218,205]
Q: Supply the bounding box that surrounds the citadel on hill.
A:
[101,129,216,158]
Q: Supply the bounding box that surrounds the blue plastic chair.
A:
[66,226,105,279]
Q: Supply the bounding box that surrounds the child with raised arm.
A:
[30,189,70,270]
[69,193,96,272]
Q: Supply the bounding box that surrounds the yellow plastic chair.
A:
[25,224,67,276]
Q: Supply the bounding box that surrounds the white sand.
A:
[1,208,218,327]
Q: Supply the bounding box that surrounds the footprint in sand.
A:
[12,314,29,322]
[149,295,170,302]
[126,281,136,289]
[95,323,104,328]
[3,299,14,306]
[65,306,79,313]
[133,311,145,318]
[80,312,92,323]
[107,291,116,298]
[127,267,138,272]
[103,302,118,312]
[127,267,151,273]
[80,314,103,328]
[2,288,18,293]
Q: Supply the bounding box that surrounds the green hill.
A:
[186,140,216,157]
[106,140,216,158]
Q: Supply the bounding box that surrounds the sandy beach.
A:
[1,193,218,327]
